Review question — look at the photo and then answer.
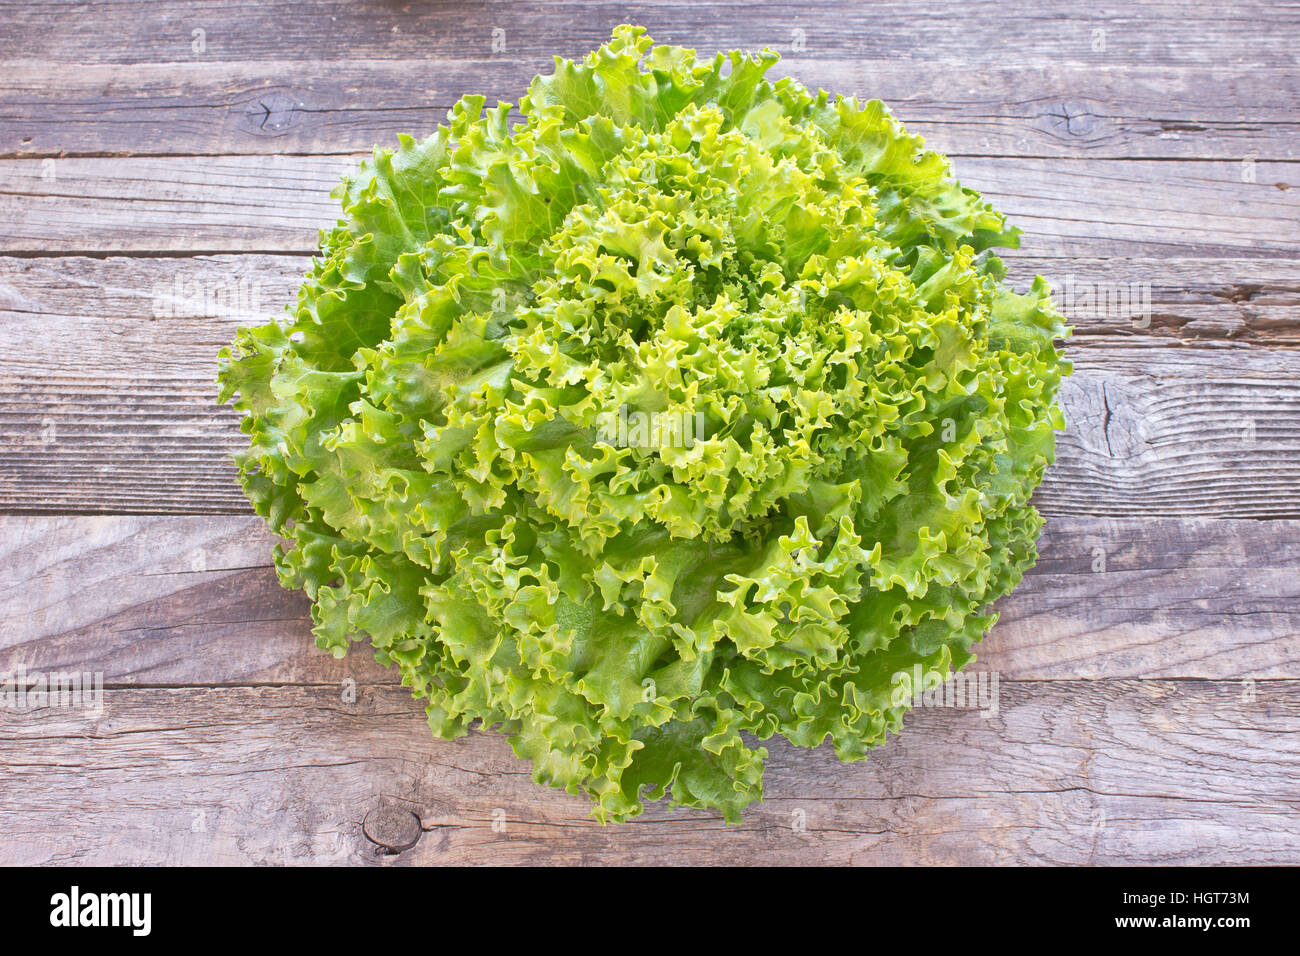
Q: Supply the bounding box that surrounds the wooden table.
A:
[2,0,1298,865]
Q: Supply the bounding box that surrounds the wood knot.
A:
[1058,377,1150,460]
[362,806,422,854]
[1045,100,1102,139]
[236,90,304,137]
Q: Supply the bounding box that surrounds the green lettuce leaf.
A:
[218,25,1069,823]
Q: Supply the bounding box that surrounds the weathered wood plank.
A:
[4,0,1296,69]
[0,680,1295,864]
[0,514,393,686]
[0,154,347,253]
[2,341,1297,516]
[2,0,1294,872]
[1011,257,1300,345]
[6,254,1297,352]
[1046,347,1300,517]
[4,61,1295,160]
[3,155,1293,256]
[988,516,1300,679]
[3,515,1297,684]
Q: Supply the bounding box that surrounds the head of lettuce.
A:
[218,25,1069,823]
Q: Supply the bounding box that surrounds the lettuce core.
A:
[218,26,1069,822]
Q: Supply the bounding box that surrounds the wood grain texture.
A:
[5,0,1297,69]
[3,340,1298,516]
[4,61,1295,161]
[2,154,1295,256]
[1,680,1295,865]
[0,514,392,686]
[7,254,1298,350]
[988,516,1300,679]
[1046,347,1300,517]
[3,514,1297,685]
[4,0,1299,867]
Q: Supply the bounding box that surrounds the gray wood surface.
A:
[3,681,1295,865]
[5,333,1299,516]
[3,155,1296,255]
[5,0,1296,69]
[3,515,1297,684]
[5,62,1296,161]
[1,0,1297,865]
[6,254,1298,345]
